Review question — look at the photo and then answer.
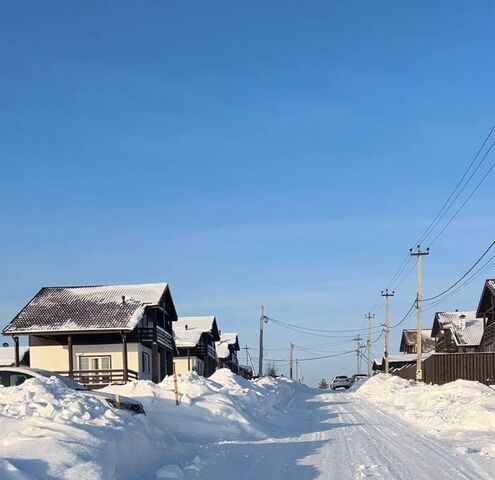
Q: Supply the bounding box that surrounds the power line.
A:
[297,350,356,362]
[415,126,495,247]
[428,140,495,247]
[267,316,382,335]
[423,240,495,302]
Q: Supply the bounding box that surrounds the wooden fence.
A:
[392,352,495,385]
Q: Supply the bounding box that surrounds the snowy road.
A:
[188,388,494,480]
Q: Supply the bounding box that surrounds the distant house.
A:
[431,311,483,353]
[399,329,435,354]
[372,358,383,373]
[215,333,240,373]
[238,364,253,379]
[173,316,220,377]
[478,279,495,352]
[0,343,29,367]
[2,283,178,388]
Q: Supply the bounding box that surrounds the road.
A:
[187,387,494,480]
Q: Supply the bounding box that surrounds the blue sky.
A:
[1,2,494,385]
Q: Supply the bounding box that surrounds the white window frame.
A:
[142,351,150,374]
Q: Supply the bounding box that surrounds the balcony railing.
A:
[56,369,138,389]
[197,344,219,362]
[137,326,174,350]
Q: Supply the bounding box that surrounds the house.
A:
[173,316,220,377]
[215,333,240,373]
[399,329,435,354]
[477,279,495,352]
[431,310,483,353]
[2,283,177,388]
[238,364,253,379]
[0,343,29,367]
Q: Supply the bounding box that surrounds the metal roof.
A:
[3,283,169,335]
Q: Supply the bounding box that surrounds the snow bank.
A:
[0,369,306,479]
[103,369,305,442]
[0,376,124,426]
[355,374,495,434]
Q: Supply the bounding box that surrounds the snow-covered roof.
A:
[215,333,239,359]
[0,346,29,366]
[3,283,170,335]
[174,316,219,348]
[433,311,483,346]
[400,329,435,353]
[387,352,433,364]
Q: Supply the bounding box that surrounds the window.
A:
[78,356,111,371]
[142,352,150,374]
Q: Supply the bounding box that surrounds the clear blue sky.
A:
[1,1,494,385]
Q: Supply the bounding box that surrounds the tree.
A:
[265,362,278,377]
[318,378,328,389]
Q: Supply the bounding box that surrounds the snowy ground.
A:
[0,371,494,479]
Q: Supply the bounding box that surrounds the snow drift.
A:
[0,369,306,479]
[355,374,495,459]
[355,374,495,433]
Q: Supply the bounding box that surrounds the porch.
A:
[56,368,139,389]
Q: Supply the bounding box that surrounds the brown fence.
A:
[392,352,495,385]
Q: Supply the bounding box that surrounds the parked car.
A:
[351,374,368,383]
[0,367,145,415]
[331,375,352,390]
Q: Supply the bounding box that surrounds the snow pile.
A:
[355,374,495,434]
[0,376,125,426]
[0,370,307,479]
[103,369,305,441]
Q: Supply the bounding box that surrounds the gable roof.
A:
[2,283,171,335]
[431,311,483,346]
[476,279,495,316]
[215,332,240,359]
[399,329,435,353]
[174,316,220,347]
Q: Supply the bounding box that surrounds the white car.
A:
[331,375,352,390]
[0,367,145,415]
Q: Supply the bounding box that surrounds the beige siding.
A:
[29,343,142,374]
[174,356,204,376]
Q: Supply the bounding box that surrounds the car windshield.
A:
[31,369,87,390]
[336,376,348,379]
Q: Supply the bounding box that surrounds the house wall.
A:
[174,356,204,376]
[29,343,146,376]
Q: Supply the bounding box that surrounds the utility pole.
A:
[289,342,294,380]
[411,245,429,381]
[381,289,394,374]
[354,334,362,374]
[258,305,266,377]
[295,358,299,382]
[365,313,375,377]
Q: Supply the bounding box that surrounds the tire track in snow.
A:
[316,392,491,480]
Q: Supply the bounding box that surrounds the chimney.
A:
[121,295,126,304]
[185,324,188,330]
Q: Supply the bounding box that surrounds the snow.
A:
[215,333,238,359]
[434,311,483,346]
[2,370,494,479]
[174,316,216,347]
[355,374,495,457]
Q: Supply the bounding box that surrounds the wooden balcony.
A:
[137,326,174,350]
[56,369,138,389]
[197,344,219,362]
